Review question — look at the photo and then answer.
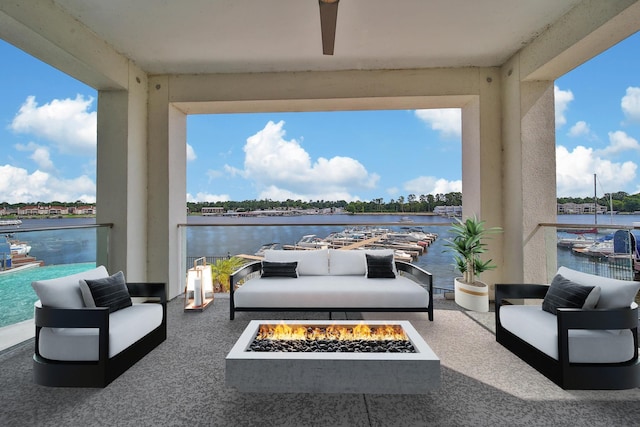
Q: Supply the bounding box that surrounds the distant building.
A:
[557,202,607,215]
[202,206,224,215]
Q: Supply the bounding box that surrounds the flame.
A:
[255,322,408,341]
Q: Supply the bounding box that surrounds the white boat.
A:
[295,235,329,249]
[10,242,31,255]
[0,220,21,227]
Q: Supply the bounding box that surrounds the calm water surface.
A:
[1,213,639,328]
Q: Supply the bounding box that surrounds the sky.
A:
[1,31,640,204]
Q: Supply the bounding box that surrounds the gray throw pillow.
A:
[542,274,598,315]
[80,271,132,313]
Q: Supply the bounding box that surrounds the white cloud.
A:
[403,176,462,195]
[554,85,574,128]
[240,120,379,201]
[621,86,640,123]
[187,192,230,203]
[595,131,640,156]
[10,95,96,155]
[0,164,95,203]
[414,109,461,138]
[556,145,637,197]
[186,144,197,162]
[567,121,592,138]
[15,142,55,171]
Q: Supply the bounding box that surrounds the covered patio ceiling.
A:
[5,0,595,78]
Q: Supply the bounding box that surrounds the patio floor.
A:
[1,295,639,426]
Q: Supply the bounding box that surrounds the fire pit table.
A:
[226,320,440,394]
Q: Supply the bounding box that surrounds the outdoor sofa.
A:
[31,266,167,387]
[495,266,640,389]
[229,248,433,321]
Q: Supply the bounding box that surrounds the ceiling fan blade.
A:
[319,0,339,55]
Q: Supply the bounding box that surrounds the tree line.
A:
[559,192,640,213]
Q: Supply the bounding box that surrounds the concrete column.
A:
[96,67,148,280]
[148,76,187,299]
[502,55,556,284]
[460,69,504,295]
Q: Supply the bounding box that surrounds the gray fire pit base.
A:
[226,320,440,394]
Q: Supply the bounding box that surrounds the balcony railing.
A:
[0,223,112,329]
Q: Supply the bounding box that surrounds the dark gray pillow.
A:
[83,271,132,313]
[365,254,396,279]
[542,274,595,315]
[261,261,298,278]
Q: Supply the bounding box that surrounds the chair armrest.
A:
[495,283,548,306]
[557,306,639,365]
[34,303,110,329]
[34,304,110,361]
[126,282,167,304]
[557,306,639,330]
[230,261,262,294]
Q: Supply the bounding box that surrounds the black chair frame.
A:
[495,283,640,390]
[33,282,167,387]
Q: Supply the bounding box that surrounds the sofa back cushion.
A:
[557,266,640,309]
[329,249,366,275]
[264,249,329,275]
[32,265,109,309]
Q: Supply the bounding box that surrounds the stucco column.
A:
[460,68,504,295]
[148,76,187,298]
[96,69,148,281]
[502,55,556,284]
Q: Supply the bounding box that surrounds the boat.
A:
[557,234,595,249]
[10,242,31,255]
[294,235,330,249]
[254,243,282,256]
[0,219,21,227]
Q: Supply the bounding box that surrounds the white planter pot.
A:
[454,277,489,312]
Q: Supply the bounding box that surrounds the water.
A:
[2,213,640,328]
[0,262,95,327]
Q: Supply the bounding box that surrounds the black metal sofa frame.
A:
[229,260,434,321]
[33,282,167,388]
[495,283,640,390]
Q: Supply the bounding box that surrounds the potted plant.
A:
[444,215,501,312]
[211,256,246,293]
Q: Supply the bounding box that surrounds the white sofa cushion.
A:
[558,266,640,309]
[264,249,329,275]
[500,305,636,363]
[329,249,367,275]
[38,303,163,361]
[234,275,429,309]
[32,266,109,309]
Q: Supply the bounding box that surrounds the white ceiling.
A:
[53,0,584,75]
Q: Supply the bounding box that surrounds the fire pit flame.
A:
[256,321,409,342]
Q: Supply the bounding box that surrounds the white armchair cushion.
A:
[264,249,329,275]
[31,266,109,309]
[558,266,640,309]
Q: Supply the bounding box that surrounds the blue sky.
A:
[1,31,639,204]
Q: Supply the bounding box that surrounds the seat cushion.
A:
[31,266,109,309]
[234,275,429,309]
[38,303,163,361]
[500,305,636,363]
